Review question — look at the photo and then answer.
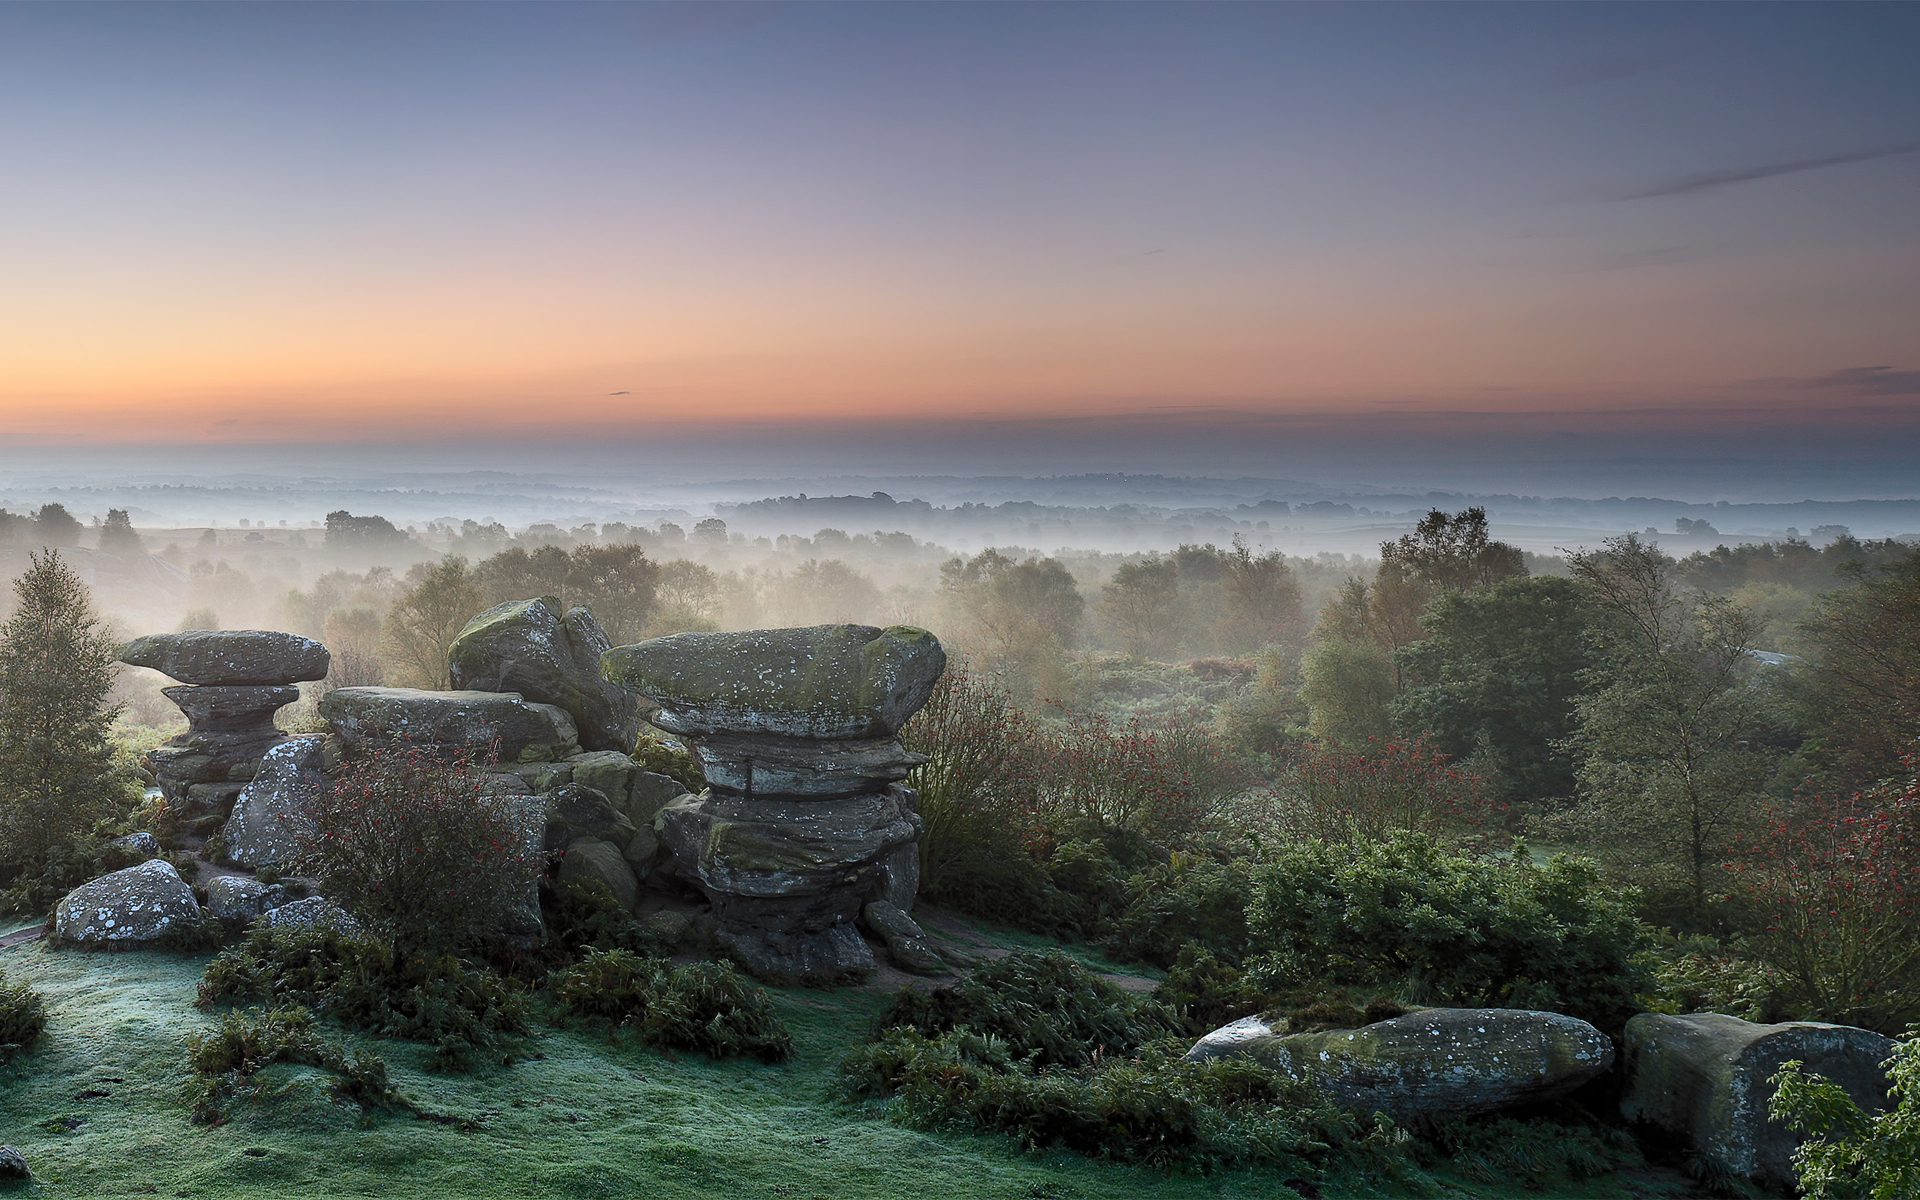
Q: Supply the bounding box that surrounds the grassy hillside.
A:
[0,925,1692,1200]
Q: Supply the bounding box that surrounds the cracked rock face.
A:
[54,859,200,946]
[1185,1007,1615,1120]
[1621,1013,1897,1190]
[119,630,329,687]
[447,598,641,753]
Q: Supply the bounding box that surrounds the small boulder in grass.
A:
[0,1145,30,1181]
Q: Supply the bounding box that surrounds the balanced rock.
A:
[1186,1008,1615,1120]
[120,629,329,686]
[603,624,946,740]
[54,859,201,946]
[205,875,288,922]
[448,598,641,753]
[320,687,579,762]
[222,736,326,869]
[1621,1013,1896,1190]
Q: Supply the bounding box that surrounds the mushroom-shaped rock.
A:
[1186,1007,1615,1120]
[54,859,201,946]
[1621,1013,1897,1191]
[118,630,329,686]
[447,598,641,753]
[319,687,579,762]
[222,736,326,869]
[602,624,946,740]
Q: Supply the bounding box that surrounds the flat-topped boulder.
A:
[603,624,946,740]
[54,859,201,946]
[448,597,640,753]
[1186,1007,1615,1120]
[119,630,329,686]
[320,687,580,762]
[1621,1012,1897,1190]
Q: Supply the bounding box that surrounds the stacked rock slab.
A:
[1621,1012,1896,1190]
[119,630,329,816]
[604,624,946,984]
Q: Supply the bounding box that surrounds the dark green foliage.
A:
[540,875,670,963]
[629,731,705,793]
[1392,575,1594,803]
[0,551,139,908]
[1642,936,1798,1026]
[547,949,792,1062]
[185,1005,402,1124]
[1246,835,1650,1034]
[1103,854,1256,969]
[197,924,529,1071]
[875,950,1180,1069]
[0,968,47,1062]
[839,1029,1399,1174]
[1153,944,1268,1035]
[1793,545,1920,789]
[1414,1116,1624,1187]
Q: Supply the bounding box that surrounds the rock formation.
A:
[319,686,580,760]
[447,597,641,752]
[1621,1012,1897,1190]
[604,624,946,984]
[1185,1007,1616,1120]
[222,737,327,869]
[119,630,328,817]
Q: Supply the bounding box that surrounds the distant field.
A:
[0,929,1685,1200]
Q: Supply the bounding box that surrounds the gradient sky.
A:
[1,2,1916,463]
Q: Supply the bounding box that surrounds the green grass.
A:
[0,936,1692,1199]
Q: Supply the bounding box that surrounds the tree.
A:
[324,510,408,551]
[1393,575,1594,803]
[98,509,144,555]
[1099,555,1180,659]
[1794,547,1920,788]
[1299,637,1394,747]
[648,559,722,635]
[320,608,384,692]
[381,557,483,689]
[1565,534,1776,923]
[940,550,1085,698]
[1217,536,1303,652]
[472,544,659,645]
[31,504,83,548]
[767,559,880,626]
[0,552,128,884]
[1380,507,1527,592]
[1268,736,1496,844]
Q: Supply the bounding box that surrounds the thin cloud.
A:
[1807,366,1920,396]
[1623,142,1920,200]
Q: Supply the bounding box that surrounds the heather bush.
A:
[1247,834,1649,1034]
[547,949,792,1062]
[875,950,1180,1069]
[198,923,529,1071]
[0,967,46,1062]
[1039,709,1244,842]
[185,1005,402,1124]
[297,743,546,955]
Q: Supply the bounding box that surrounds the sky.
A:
[1,2,1916,493]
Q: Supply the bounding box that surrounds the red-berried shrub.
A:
[1039,709,1247,841]
[298,742,547,955]
[1267,735,1498,844]
[1728,763,1920,1030]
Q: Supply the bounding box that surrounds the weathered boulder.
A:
[603,624,946,740]
[628,769,691,825]
[320,687,579,761]
[110,831,161,859]
[557,838,639,913]
[871,844,920,911]
[644,908,693,946]
[205,875,288,922]
[222,736,326,868]
[53,860,200,946]
[568,750,638,808]
[142,683,298,814]
[1186,1008,1615,1120]
[259,896,364,938]
[624,825,660,871]
[0,1145,29,1182]
[546,783,638,849]
[691,732,926,799]
[448,598,641,753]
[162,685,301,732]
[862,900,946,974]
[119,630,329,686]
[1621,1013,1897,1190]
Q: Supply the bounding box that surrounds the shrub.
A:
[1771,1031,1920,1200]
[1039,709,1244,842]
[1246,834,1650,1034]
[1262,736,1498,845]
[630,731,705,794]
[0,968,47,1062]
[1414,1116,1623,1188]
[540,875,669,963]
[1641,935,1798,1026]
[185,1005,402,1124]
[875,949,1180,1069]
[1103,852,1257,969]
[297,743,546,955]
[198,923,529,1071]
[548,949,792,1062]
[839,1028,1402,1175]
[1154,943,1269,1035]
[1729,775,1920,1031]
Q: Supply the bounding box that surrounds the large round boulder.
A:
[118,630,329,686]
[447,598,640,753]
[53,859,201,946]
[602,624,946,740]
[1185,1007,1615,1120]
[1621,1012,1897,1190]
